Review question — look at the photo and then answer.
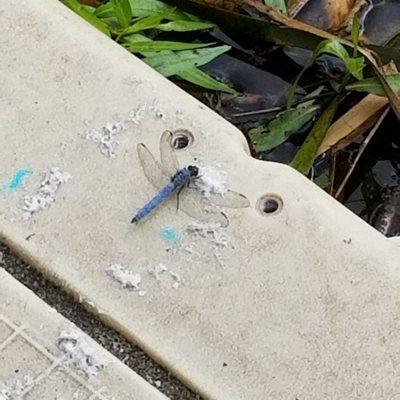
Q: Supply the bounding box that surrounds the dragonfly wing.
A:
[137,143,170,189]
[178,188,229,227]
[160,130,179,176]
[200,189,250,208]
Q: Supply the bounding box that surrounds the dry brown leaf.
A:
[241,0,350,41]
[78,0,102,6]
[334,106,390,199]
[200,0,240,11]
[288,0,359,32]
[318,94,389,155]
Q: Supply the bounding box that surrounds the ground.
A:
[0,242,200,400]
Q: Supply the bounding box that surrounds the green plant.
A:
[61,0,236,93]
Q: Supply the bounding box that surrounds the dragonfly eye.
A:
[188,165,199,177]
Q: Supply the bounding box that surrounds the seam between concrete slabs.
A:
[0,243,200,400]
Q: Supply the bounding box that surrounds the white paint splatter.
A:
[127,104,146,125]
[169,271,182,289]
[148,264,182,289]
[195,166,228,198]
[148,101,165,120]
[106,264,141,289]
[148,263,168,281]
[0,391,9,400]
[23,168,71,218]
[1,376,34,399]
[86,121,123,158]
[57,330,107,377]
[127,101,165,125]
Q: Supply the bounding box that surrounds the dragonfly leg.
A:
[187,181,197,190]
[176,185,185,211]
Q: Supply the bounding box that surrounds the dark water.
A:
[170,1,400,237]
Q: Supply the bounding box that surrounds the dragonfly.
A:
[132,130,249,226]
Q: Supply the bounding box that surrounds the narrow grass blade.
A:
[143,45,230,77]
[249,103,320,152]
[178,68,236,93]
[346,75,400,96]
[264,0,286,14]
[111,0,132,28]
[125,41,214,52]
[291,96,342,175]
[61,0,110,35]
[155,20,214,31]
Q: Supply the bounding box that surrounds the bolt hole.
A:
[257,194,283,216]
[170,129,193,149]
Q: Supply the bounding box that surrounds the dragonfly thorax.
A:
[188,165,199,177]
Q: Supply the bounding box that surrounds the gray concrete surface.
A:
[0,266,170,400]
[0,242,199,400]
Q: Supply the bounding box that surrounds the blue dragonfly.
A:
[132,130,249,226]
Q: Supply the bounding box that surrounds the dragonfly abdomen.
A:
[132,168,191,223]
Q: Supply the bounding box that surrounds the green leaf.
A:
[249,103,320,152]
[61,0,110,35]
[82,5,96,12]
[351,15,361,49]
[291,95,342,175]
[125,41,214,52]
[143,45,230,77]
[95,0,193,21]
[346,74,400,96]
[129,0,198,20]
[118,11,171,37]
[155,20,214,32]
[94,3,114,18]
[129,0,171,16]
[122,34,235,93]
[161,0,400,67]
[264,0,286,14]
[178,68,236,94]
[111,0,132,28]
[315,40,364,80]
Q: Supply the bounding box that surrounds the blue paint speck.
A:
[9,169,33,190]
[160,227,180,245]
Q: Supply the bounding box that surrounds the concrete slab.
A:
[1,1,400,399]
[0,268,168,400]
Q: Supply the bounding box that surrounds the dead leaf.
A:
[334,106,390,199]
[318,94,388,155]
[78,0,101,6]
[289,0,360,32]
[199,0,239,11]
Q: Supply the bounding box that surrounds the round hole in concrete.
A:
[257,194,283,216]
[170,129,194,149]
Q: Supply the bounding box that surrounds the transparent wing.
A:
[200,189,250,208]
[137,143,170,189]
[160,130,179,175]
[178,188,229,227]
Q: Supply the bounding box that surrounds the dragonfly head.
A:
[188,165,199,177]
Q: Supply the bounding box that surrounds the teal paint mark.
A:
[160,227,180,245]
[9,169,33,190]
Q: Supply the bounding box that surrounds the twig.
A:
[230,91,335,118]
[334,106,390,199]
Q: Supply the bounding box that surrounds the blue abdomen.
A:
[133,168,191,222]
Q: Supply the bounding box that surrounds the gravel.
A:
[0,242,200,400]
